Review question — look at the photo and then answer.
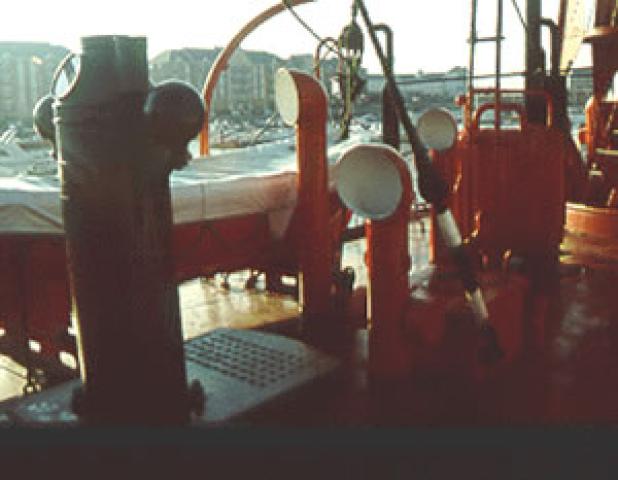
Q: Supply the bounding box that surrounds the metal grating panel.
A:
[1,328,339,425]
[185,328,339,423]
[185,330,323,388]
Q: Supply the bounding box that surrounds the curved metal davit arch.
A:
[198,0,314,155]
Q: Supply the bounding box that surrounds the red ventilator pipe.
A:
[336,144,412,378]
[275,68,333,331]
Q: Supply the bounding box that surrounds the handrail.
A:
[471,102,527,130]
[198,0,315,155]
[468,88,554,129]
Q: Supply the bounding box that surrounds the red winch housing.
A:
[432,91,570,265]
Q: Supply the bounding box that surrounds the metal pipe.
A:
[526,0,543,81]
[364,148,412,378]
[335,144,412,377]
[275,69,332,333]
[540,18,561,79]
[372,23,399,149]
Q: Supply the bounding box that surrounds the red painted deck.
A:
[1,218,618,428]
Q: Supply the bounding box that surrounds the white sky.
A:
[2,0,592,74]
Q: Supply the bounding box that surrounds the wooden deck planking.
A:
[0,218,430,402]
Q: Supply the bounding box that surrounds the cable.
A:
[282,0,365,139]
[281,0,342,59]
[510,0,527,30]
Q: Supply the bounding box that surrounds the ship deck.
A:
[1,217,618,476]
[2,217,618,429]
[0,218,428,403]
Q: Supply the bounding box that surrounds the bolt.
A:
[188,379,206,417]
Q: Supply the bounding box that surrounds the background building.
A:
[568,66,593,107]
[151,48,282,114]
[149,48,220,93]
[0,42,69,127]
[0,39,474,129]
[364,66,467,103]
[150,48,342,115]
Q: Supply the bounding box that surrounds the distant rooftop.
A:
[150,47,284,66]
[0,41,69,56]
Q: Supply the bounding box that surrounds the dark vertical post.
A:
[373,24,399,149]
[526,0,547,123]
[55,36,198,425]
[468,0,478,116]
[541,18,570,132]
[495,0,504,129]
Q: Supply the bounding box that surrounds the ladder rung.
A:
[468,36,506,43]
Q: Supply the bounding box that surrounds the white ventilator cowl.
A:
[335,144,404,220]
[274,68,300,126]
[417,108,458,151]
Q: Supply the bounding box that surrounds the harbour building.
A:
[0,42,69,127]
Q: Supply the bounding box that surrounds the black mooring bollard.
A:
[53,35,204,425]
